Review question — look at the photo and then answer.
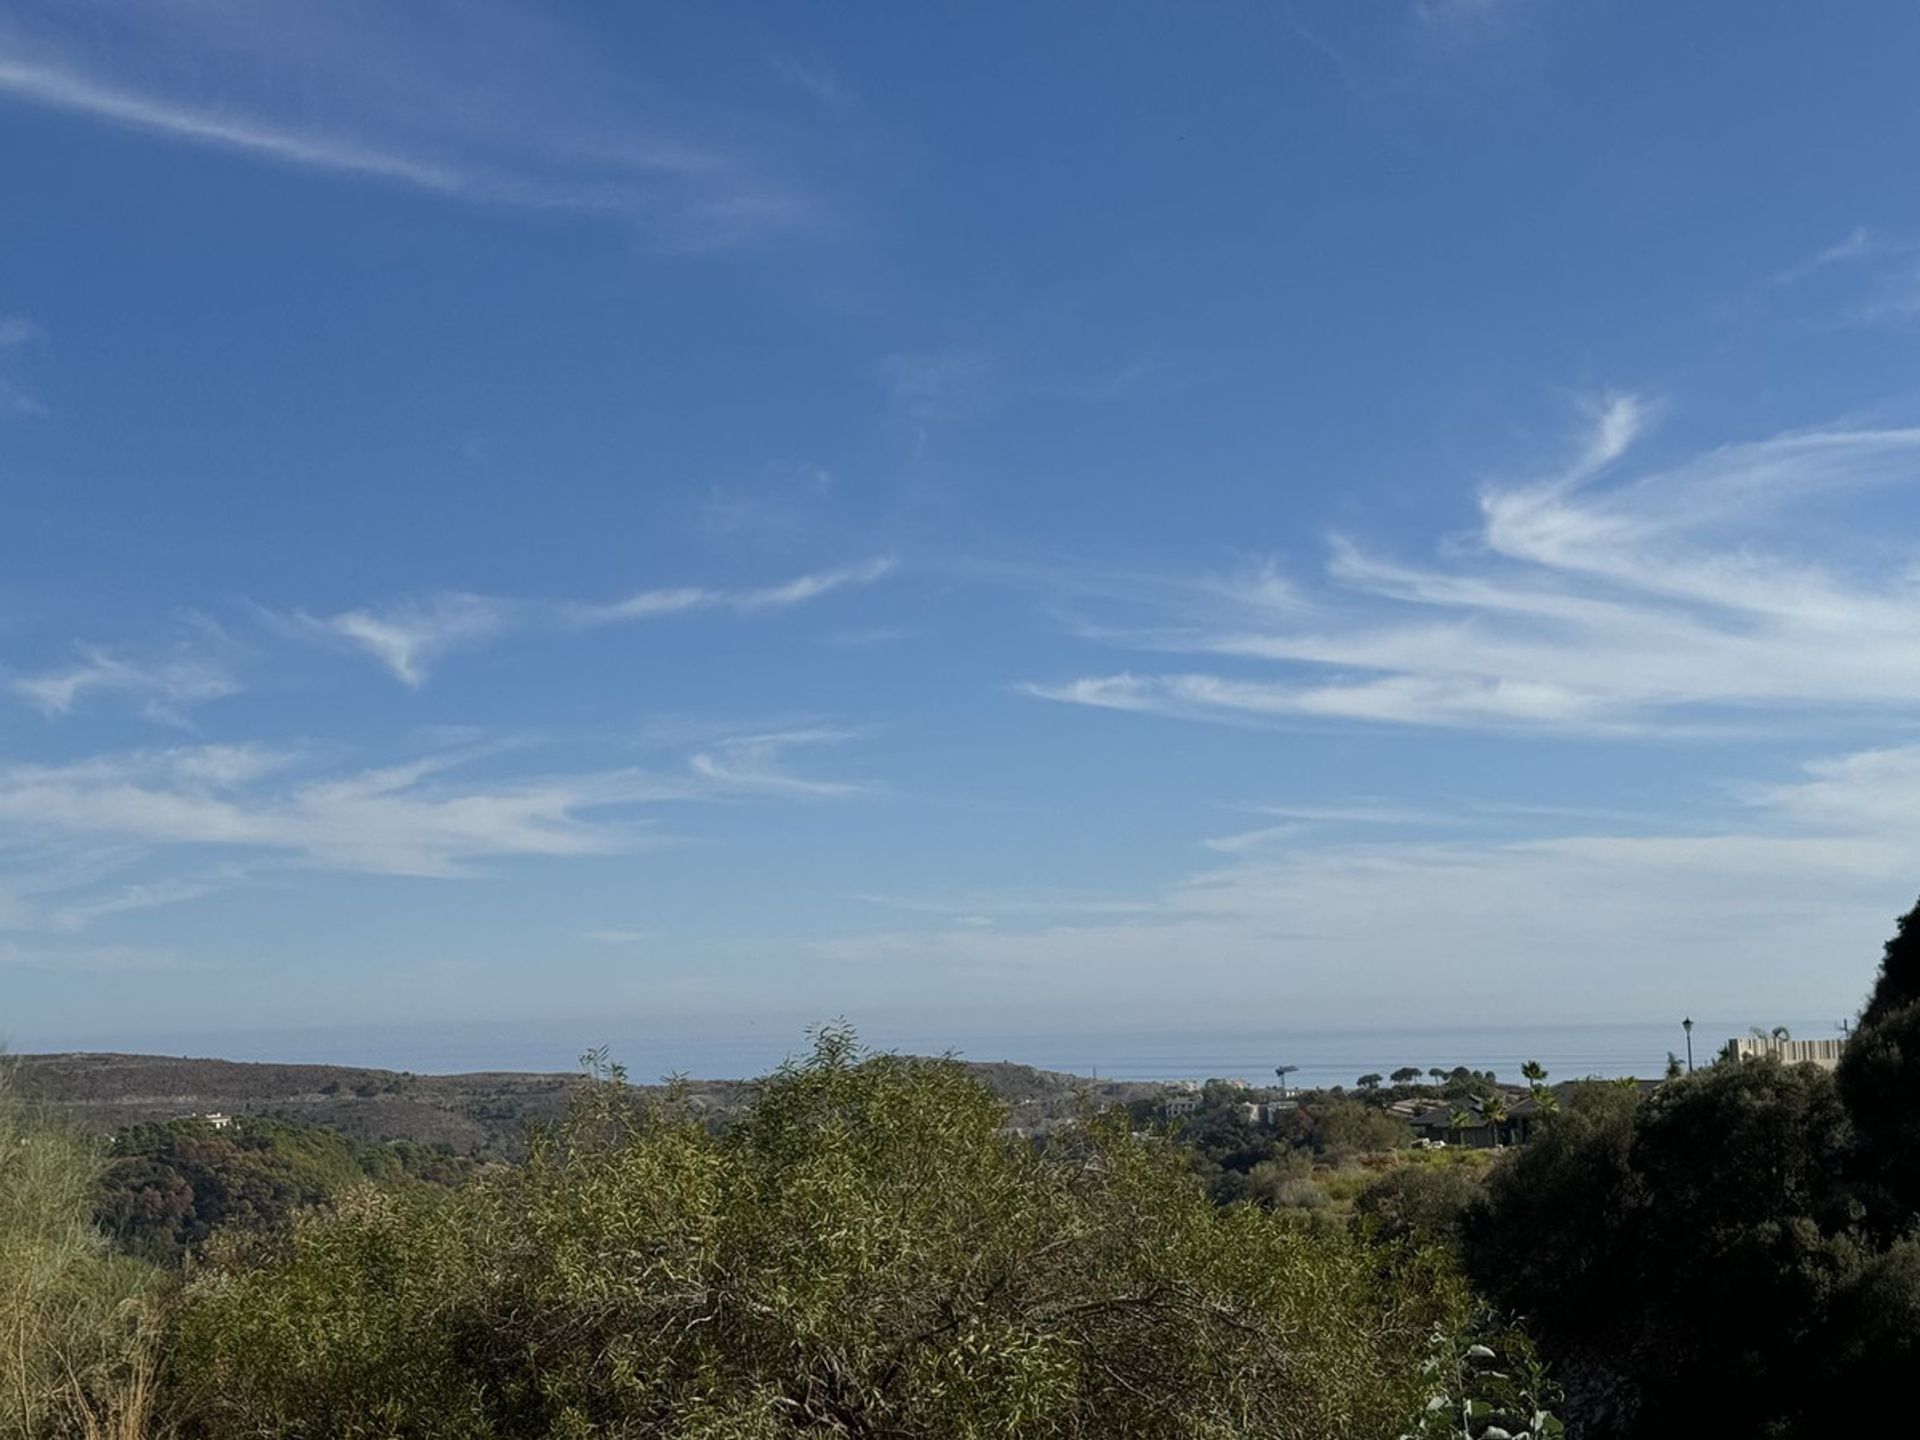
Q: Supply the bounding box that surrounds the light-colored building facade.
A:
[1720,1035,1845,1070]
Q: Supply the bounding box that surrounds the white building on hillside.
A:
[1720,1035,1845,1070]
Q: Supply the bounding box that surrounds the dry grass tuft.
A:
[0,1059,166,1440]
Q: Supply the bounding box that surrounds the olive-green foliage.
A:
[96,1116,472,1267]
[1459,897,1920,1438]
[1464,1060,1919,1438]
[1858,893,1920,1025]
[1404,1330,1564,1440]
[1304,1100,1411,1162]
[173,1030,1472,1439]
[1837,894,1920,1226]
[1352,1164,1480,1249]
[1837,995,1920,1224]
[0,1062,162,1440]
[1166,1085,1409,1208]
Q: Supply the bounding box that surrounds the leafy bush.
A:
[1838,997,1920,1227]
[1352,1164,1480,1249]
[0,1061,162,1440]
[1464,1058,1918,1437]
[96,1116,472,1266]
[173,1030,1475,1439]
[1306,1099,1411,1161]
[1457,897,1920,1437]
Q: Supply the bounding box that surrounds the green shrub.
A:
[1305,1100,1411,1161]
[96,1116,473,1267]
[1353,1164,1480,1249]
[1463,1061,1907,1437]
[0,1061,162,1440]
[173,1030,1475,1439]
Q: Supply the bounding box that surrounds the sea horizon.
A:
[6,1014,1849,1089]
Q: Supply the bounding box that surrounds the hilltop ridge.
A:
[10,1050,1170,1156]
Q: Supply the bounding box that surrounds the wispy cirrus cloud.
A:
[1028,396,1920,735]
[769,54,855,110]
[880,350,995,424]
[41,867,257,934]
[7,646,241,724]
[809,741,1920,1024]
[1764,225,1920,327]
[0,726,871,935]
[286,557,895,686]
[688,728,867,797]
[1201,801,1454,853]
[878,342,1190,430]
[0,745,652,880]
[290,594,513,690]
[0,1,822,249]
[564,556,896,625]
[1769,225,1889,287]
[0,938,184,972]
[0,311,44,416]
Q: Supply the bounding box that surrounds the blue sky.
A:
[6,0,1920,1058]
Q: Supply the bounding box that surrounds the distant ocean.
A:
[16,1014,1850,1089]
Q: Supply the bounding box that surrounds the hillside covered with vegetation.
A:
[2,1031,1539,1440]
[11,897,1920,1438]
[11,1052,1168,1158]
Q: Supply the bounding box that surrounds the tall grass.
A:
[0,1059,162,1440]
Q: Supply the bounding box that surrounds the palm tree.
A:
[1448,1107,1475,1145]
[1484,1094,1510,1146]
[1273,1064,1298,1097]
[1519,1059,1554,1125]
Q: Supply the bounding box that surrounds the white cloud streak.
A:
[0,727,870,938]
[1030,399,1920,734]
[0,1,819,248]
[687,729,866,797]
[810,741,1920,1025]
[0,52,468,192]
[8,648,241,723]
[0,746,652,879]
[0,310,43,415]
[1770,225,1888,287]
[1762,227,1920,327]
[290,558,895,685]
[299,594,513,690]
[567,557,896,626]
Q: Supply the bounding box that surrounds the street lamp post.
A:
[1682,1016,1694,1073]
